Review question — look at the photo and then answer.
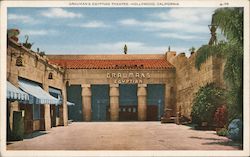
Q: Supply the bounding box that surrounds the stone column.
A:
[43,84,51,131]
[81,84,92,121]
[164,84,172,120]
[165,85,171,110]
[61,82,68,126]
[109,84,119,121]
[137,84,147,121]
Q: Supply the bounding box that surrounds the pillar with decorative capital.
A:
[137,84,147,121]
[81,84,92,121]
[109,84,119,121]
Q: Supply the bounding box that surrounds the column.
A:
[61,82,68,126]
[43,84,51,130]
[164,84,172,120]
[137,84,147,121]
[109,84,119,121]
[81,84,92,121]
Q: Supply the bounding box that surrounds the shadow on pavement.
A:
[184,123,217,131]
[189,136,221,141]
[202,141,242,149]
[24,131,48,139]
[189,136,242,149]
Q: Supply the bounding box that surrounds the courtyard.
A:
[7,122,240,150]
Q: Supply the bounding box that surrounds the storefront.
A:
[17,79,60,134]
[7,36,69,138]
[7,81,29,140]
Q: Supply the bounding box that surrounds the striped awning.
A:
[19,79,60,105]
[49,87,75,106]
[58,99,75,106]
[7,81,29,101]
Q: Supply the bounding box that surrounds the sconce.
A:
[16,55,24,66]
[48,72,53,79]
[10,45,24,66]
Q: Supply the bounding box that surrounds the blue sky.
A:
[7,7,217,56]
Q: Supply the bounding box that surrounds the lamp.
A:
[48,72,53,79]
[15,45,24,66]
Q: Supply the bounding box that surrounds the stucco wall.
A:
[166,51,225,118]
[7,39,65,89]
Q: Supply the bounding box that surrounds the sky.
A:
[7,7,217,56]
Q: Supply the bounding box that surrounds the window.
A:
[33,104,40,120]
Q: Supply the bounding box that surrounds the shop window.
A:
[33,104,40,120]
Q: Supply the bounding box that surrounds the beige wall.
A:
[7,41,65,89]
[65,69,175,85]
[166,51,225,118]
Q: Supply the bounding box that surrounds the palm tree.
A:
[195,8,243,120]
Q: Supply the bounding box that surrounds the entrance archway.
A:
[119,84,138,121]
[91,85,109,121]
[147,84,165,121]
[67,85,83,122]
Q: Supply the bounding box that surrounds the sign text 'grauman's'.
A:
[107,72,150,79]
[107,72,150,84]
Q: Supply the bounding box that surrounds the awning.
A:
[67,101,75,106]
[7,81,29,101]
[58,99,75,106]
[49,87,61,95]
[19,79,60,105]
[49,87,75,106]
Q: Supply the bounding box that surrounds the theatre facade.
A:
[48,55,176,121]
[48,48,224,122]
[7,32,225,136]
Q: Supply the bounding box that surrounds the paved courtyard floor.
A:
[7,122,241,150]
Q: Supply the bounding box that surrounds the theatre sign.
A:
[107,72,151,84]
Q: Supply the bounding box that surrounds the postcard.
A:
[0,0,249,156]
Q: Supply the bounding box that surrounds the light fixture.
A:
[48,72,53,79]
[15,45,24,66]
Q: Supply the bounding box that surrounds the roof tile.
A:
[49,59,174,69]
